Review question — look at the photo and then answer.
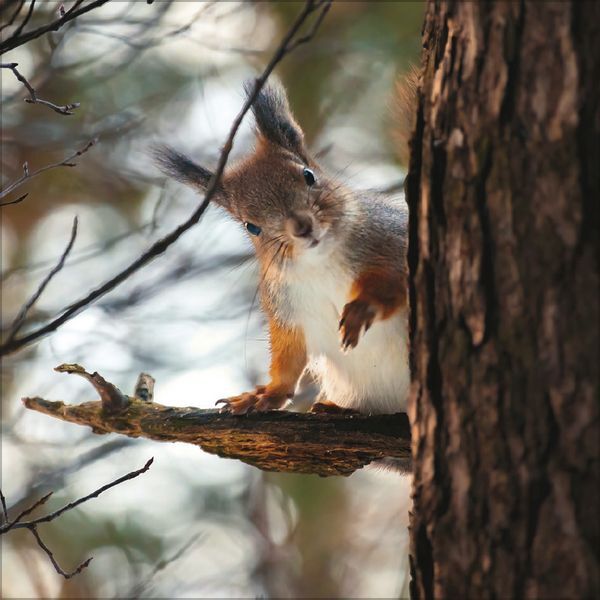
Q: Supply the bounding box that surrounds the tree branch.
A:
[0,138,96,200]
[0,490,9,524]
[1,62,80,115]
[9,0,35,41]
[0,0,26,33]
[0,192,28,208]
[29,526,93,579]
[0,0,111,55]
[0,457,153,579]
[2,457,154,532]
[5,216,78,343]
[22,364,411,477]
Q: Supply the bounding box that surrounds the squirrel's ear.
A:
[245,80,306,156]
[152,145,229,206]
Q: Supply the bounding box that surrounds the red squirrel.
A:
[155,79,413,416]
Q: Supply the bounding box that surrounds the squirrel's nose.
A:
[289,214,313,239]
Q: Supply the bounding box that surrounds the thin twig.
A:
[287,0,332,52]
[0,490,8,524]
[63,0,85,19]
[10,0,35,40]
[1,221,153,281]
[1,62,80,115]
[0,0,20,14]
[0,0,111,55]
[4,439,131,518]
[127,533,203,598]
[0,458,153,580]
[0,0,332,357]
[0,139,96,200]
[0,0,26,32]
[5,216,78,343]
[3,457,154,532]
[29,526,93,579]
[0,192,28,207]
[1,491,53,534]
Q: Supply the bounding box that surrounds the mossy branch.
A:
[22,364,411,477]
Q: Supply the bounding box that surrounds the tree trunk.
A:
[407,2,599,598]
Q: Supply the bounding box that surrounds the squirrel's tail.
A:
[371,456,412,475]
[393,65,421,167]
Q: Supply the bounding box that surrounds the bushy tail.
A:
[371,456,413,475]
[394,65,421,167]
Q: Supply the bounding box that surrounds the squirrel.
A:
[155,77,415,417]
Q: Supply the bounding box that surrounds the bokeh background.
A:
[1,2,423,597]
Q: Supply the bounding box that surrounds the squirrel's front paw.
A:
[339,299,376,351]
[216,386,292,415]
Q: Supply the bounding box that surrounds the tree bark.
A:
[407,2,599,598]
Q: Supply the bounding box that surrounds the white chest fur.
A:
[271,246,409,414]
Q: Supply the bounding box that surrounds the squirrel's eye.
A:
[303,167,316,187]
[244,222,261,236]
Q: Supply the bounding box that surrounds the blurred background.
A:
[1,1,423,597]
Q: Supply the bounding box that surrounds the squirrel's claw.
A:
[339,299,376,351]
[216,388,291,415]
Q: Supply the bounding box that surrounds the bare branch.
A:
[10,0,35,40]
[0,458,153,579]
[287,0,332,52]
[0,457,154,534]
[5,216,78,343]
[0,0,112,55]
[126,533,202,598]
[30,526,93,579]
[4,439,131,519]
[0,192,28,207]
[0,0,332,357]
[1,221,157,283]
[0,139,96,200]
[1,492,53,534]
[21,365,411,477]
[1,62,80,115]
[0,490,8,524]
[63,0,86,18]
[0,0,26,32]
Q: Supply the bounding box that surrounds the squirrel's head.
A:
[154,80,347,264]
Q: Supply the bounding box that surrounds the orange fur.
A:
[216,320,306,414]
[350,267,407,318]
[339,267,407,350]
[267,319,307,394]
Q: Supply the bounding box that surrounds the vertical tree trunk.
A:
[407,2,599,598]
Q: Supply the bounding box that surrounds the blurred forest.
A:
[1,2,423,598]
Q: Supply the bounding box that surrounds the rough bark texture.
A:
[23,363,410,477]
[407,2,599,598]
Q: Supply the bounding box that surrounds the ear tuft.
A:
[152,145,214,190]
[244,79,305,154]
